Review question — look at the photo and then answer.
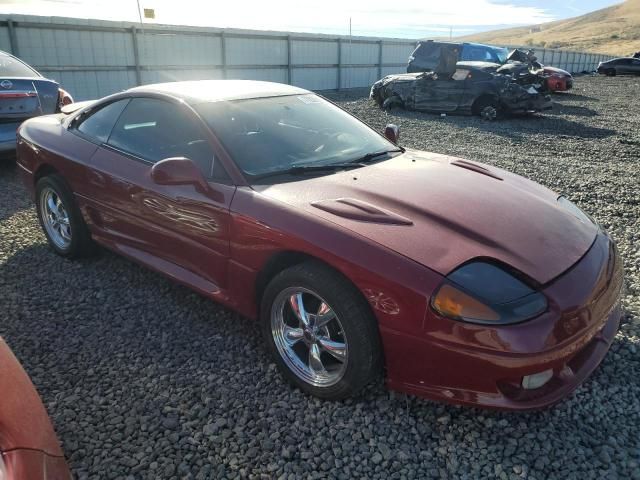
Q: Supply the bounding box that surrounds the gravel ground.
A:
[1,75,639,480]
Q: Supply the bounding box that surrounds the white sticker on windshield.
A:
[297,95,322,104]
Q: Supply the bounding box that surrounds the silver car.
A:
[0,50,72,154]
[597,57,640,76]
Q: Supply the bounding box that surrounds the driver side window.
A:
[107,97,229,182]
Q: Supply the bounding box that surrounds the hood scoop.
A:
[450,159,503,180]
[311,198,413,226]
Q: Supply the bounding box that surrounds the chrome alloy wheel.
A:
[40,187,72,249]
[271,287,348,387]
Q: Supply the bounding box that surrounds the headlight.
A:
[431,262,547,325]
[557,195,595,224]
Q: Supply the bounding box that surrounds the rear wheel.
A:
[36,174,94,258]
[382,95,403,110]
[261,262,381,400]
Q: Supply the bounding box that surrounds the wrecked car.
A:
[409,41,571,92]
[371,43,552,120]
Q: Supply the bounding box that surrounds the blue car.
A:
[408,41,509,73]
[0,50,72,154]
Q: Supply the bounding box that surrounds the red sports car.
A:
[16,80,623,410]
[0,337,72,479]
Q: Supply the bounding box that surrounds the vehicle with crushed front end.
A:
[0,50,73,155]
[371,56,552,120]
[17,80,623,410]
[409,41,572,93]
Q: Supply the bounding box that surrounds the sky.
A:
[0,0,623,38]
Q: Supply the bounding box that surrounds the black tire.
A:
[382,95,403,110]
[35,174,95,258]
[261,261,382,400]
[473,97,501,121]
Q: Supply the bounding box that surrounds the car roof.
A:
[418,40,505,50]
[127,80,310,104]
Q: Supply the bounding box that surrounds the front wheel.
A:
[473,97,501,121]
[261,262,382,400]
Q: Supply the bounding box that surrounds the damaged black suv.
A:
[371,40,552,120]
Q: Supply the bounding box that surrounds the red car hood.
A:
[255,150,597,284]
[0,337,64,457]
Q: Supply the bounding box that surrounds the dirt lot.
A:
[1,75,639,480]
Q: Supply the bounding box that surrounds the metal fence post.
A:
[131,26,142,86]
[337,38,342,90]
[7,19,18,57]
[221,31,227,79]
[287,35,292,85]
[377,40,383,80]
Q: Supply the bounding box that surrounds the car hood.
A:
[254,150,597,284]
[408,42,461,76]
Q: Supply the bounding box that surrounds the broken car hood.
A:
[255,150,597,284]
[408,42,461,76]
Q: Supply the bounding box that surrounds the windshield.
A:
[461,45,509,64]
[0,52,40,77]
[195,94,394,179]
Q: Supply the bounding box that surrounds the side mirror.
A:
[150,157,208,191]
[384,124,400,144]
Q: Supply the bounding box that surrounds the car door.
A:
[414,69,467,112]
[616,59,632,74]
[82,96,235,293]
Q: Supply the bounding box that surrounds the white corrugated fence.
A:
[0,15,616,101]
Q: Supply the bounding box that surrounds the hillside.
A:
[458,0,640,56]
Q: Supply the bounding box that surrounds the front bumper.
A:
[383,230,624,410]
[548,77,573,92]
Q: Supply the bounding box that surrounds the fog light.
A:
[521,369,553,390]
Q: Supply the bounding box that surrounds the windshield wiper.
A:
[350,147,405,164]
[252,162,366,181]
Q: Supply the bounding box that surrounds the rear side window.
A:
[107,97,229,181]
[76,99,130,143]
[0,53,40,77]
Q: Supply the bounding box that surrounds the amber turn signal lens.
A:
[432,284,500,322]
